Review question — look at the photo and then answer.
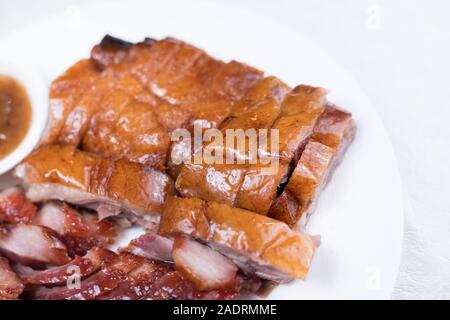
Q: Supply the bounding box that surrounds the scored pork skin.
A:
[159,197,315,283]
[268,104,356,227]
[14,145,174,223]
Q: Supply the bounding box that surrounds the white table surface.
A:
[1,0,449,299]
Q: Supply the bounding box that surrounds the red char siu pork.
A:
[14,145,174,229]
[34,202,116,256]
[158,197,316,283]
[119,232,174,263]
[15,247,116,286]
[269,104,356,226]
[0,187,37,224]
[0,256,24,300]
[0,224,70,268]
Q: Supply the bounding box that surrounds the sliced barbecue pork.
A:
[159,197,316,283]
[119,232,174,263]
[0,187,37,224]
[14,145,174,229]
[0,224,70,268]
[269,104,356,226]
[141,271,239,300]
[31,253,143,300]
[15,247,116,286]
[34,202,116,256]
[0,256,24,300]
[97,259,173,300]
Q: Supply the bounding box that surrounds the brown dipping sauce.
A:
[0,75,32,159]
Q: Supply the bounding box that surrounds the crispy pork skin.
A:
[159,197,316,283]
[172,236,239,291]
[176,84,328,215]
[269,104,356,226]
[34,202,116,256]
[42,37,262,170]
[0,224,70,268]
[39,59,100,146]
[16,247,115,286]
[14,145,174,227]
[0,187,36,224]
[0,257,24,300]
[175,77,289,208]
[119,232,174,263]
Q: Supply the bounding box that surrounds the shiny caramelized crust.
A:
[269,141,335,226]
[0,256,24,300]
[269,104,356,226]
[40,59,100,146]
[175,77,289,208]
[42,37,263,170]
[159,197,315,281]
[273,85,328,162]
[14,145,174,216]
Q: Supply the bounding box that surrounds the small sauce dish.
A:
[0,58,48,175]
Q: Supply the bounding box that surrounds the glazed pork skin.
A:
[14,145,174,228]
[0,257,24,300]
[175,77,289,208]
[159,197,316,283]
[269,104,357,227]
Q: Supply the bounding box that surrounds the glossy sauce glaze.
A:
[0,75,32,159]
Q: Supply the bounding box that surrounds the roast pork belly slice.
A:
[172,236,239,291]
[272,85,328,162]
[159,197,316,283]
[268,104,356,227]
[0,224,70,268]
[311,103,357,167]
[0,186,37,224]
[0,256,24,300]
[14,145,174,228]
[34,202,116,256]
[176,83,328,215]
[269,141,335,227]
[39,59,100,146]
[15,247,115,286]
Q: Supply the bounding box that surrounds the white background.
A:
[0,0,449,299]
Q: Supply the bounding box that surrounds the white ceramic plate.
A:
[0,0,403,299]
